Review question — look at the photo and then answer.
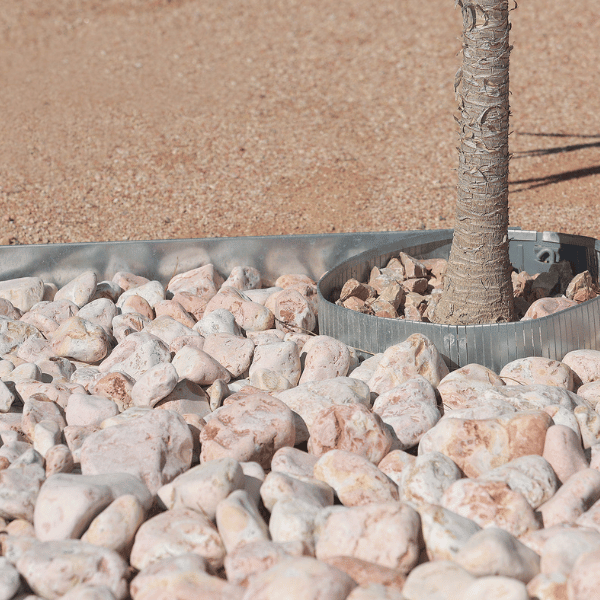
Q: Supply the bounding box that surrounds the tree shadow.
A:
[510,132,600,191]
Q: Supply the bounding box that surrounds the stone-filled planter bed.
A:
[1,231,600,600]
[318,229,600,372]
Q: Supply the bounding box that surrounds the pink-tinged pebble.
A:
[81,494,146,558]
[224,539,304,587]
[216,489,270,553]
[91,371,135,412]
[131,362,179,408]
[526,572,568,600]
[454,527,540,584]
[315,501,421,573]
[130,507,226,572]
[34,471,151,541]
[50,317,110,363]
[98,332,171,381]
[249,340,301,387]
[322,556,406,592]
[478,454,558,510]
[539,468,600,527]
[402,560,475,600]
[111,312,150,343]
[172,345,231,385]
[568,547,600,600]
[418,410,552,478]
[203,333,255,378]
[539,528,600,576]
[80,409,193,495]
[169,334,205,354]
[542,424,588,484]
[0,277,44,312]
[16,540,129,600]
[65,394,119,428]
[372,376,441,450]
[116,280,165,309]
[377,449,416,488]
[167,264,224,299]
[260,471,334,511]
[0,460,45,521]
[77,298,118,336]
[500,356,575,390]
[21,397,66,439]
[0,319,44,355]
[400,451,461,506]
[112,271,149,291]
[241,556,356,600]
[274,288,317,333]
[522,297,578,320]
[54,271,97,308]
[271,446,319,478]
[313,449,399,506]
[299,336,351,384]
[119,295,154,320]
[223,265,262,291]
[143,315,199,346]
[157,457,245,520]
[204,287,274,332]
[44,444,74,476]
[154,299,196,328]
[200,393,295,469]
[563,349,600,385]
[441,479,541,537]
[368,334,449,395]
[307,403,392,464]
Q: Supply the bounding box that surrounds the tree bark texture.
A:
[431,0,515,325]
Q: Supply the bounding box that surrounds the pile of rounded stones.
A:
[336,252,599,321]
[2,265,600,599]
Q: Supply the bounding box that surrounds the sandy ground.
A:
[0,0,599,246]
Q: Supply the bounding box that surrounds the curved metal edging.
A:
[317,229,600,372]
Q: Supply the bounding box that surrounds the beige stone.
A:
[216,489,270,553]
[500,356,574,389]
[0,277,45,312]
[526,572,568,600]
[441,479,541,537]
[418,410,552,478]
[377,449,416,488]
[54,272,98,309]
[80,409,193,495]
[130,507,226,572]
[172,345,231,385]
[273,288,316,333]
[368,334,449,394]
[299,336,351,384]
[91,371,135,412]
[153,299,196,328]
[315,501,421,573]
[16,540,129,600]
[402,560,475,600]
[567,547,600,600]
[271,446,319,478]
[372,376,441,450]
[307,402,392,464]
[454,527,540,583]
[131,361,179,407]
[313,449,399,506]
[202,333,255,378]
[200,392,295,468]
[539,468,600,527]
[260,471,334,511]
[205,286,275,332]
[539,528,600,576]
[241,556,356,600]
[98,332,171,380]
[401,451,461,506]
[81,494,146,558]
[542,424,588,483]
[157,457,245,520]
[116,280,165,309]
[478,454,558,509]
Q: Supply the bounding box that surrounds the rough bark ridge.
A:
[431,0,515,325]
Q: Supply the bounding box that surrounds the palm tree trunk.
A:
[431,0,515,325]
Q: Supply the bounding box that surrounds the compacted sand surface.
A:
[0,0,599,246]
